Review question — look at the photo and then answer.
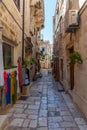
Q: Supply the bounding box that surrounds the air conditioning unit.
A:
[65,9,80,33]
[69,10,78,26]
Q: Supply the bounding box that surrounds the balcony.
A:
[30,0,44,30]
[25,37,33,55]
[65,10,80,33]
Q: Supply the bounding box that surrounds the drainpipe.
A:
[22,0,25,64]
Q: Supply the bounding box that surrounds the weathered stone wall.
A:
[53,0,87,118]
[0,0,22,65]
[73,2,87,118]
[59,0,87,118]
[0,0,31,65]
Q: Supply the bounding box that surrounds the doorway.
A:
[69,48,74,90]
[60,59,63,81]
[55,60,59,81]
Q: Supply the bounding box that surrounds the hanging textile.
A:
[4,72,8,95]
[14,71,17,103]
[22,67,26,86]
[10,71,17,104]
[2,89,6,109]
[18,58,22,88]
[10,72,15,104]
[6,74,11,105]
[2,71,8,109]
[0,42,4,87]
[25,69,30,86]
[17,70,20,94]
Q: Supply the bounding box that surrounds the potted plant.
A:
[30,58,36,65]
[68,51,83,66]
[24,59,31,68]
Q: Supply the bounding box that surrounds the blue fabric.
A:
[6,74,11,104]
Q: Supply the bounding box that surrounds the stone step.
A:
[0,115,8,130]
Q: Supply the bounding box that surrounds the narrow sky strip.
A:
[41,0,57,43]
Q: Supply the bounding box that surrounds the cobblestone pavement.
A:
[6,70,87,130]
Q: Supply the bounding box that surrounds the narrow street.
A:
[1,0,87,130]
[5,70,87,130]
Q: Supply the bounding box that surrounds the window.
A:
[3,43,14,66]
[14,0,20,10]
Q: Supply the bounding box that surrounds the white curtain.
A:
[0,38,4,87]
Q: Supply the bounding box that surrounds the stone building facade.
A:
[0,0,22,66]
[0,0,44,109]
[0,0,44,81]
[28,0,44,80]
[53,0,87,118]
[39,40,52,69]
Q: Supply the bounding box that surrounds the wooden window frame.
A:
[3,43,14,66]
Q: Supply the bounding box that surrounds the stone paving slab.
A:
[4,70,87,130]
[9,118,24,127]
[0,115,8,130]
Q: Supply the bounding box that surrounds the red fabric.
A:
[18,59,22,88]
[4,71,8,95]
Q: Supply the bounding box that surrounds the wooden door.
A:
[61,59,63,81]
[70,63,74,90]
[70,48,74,90]
[56,60,59,81]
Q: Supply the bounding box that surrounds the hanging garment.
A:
[4,71,8,95]
[25,69,30,86]
[22,67,26,86]
[18,58,22,88]
[0,71,4,87]
[17,70,20,94]
[10,72,15,104]
[2,89,6,109]
[6,74,11,105]
[14,71,17,103]
[0,42,4,87]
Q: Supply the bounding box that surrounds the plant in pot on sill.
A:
[68,51,83,66]
[30,58,36,65]
[24,58,36,69]
[4,65,17,70]
[23,59,31,68]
